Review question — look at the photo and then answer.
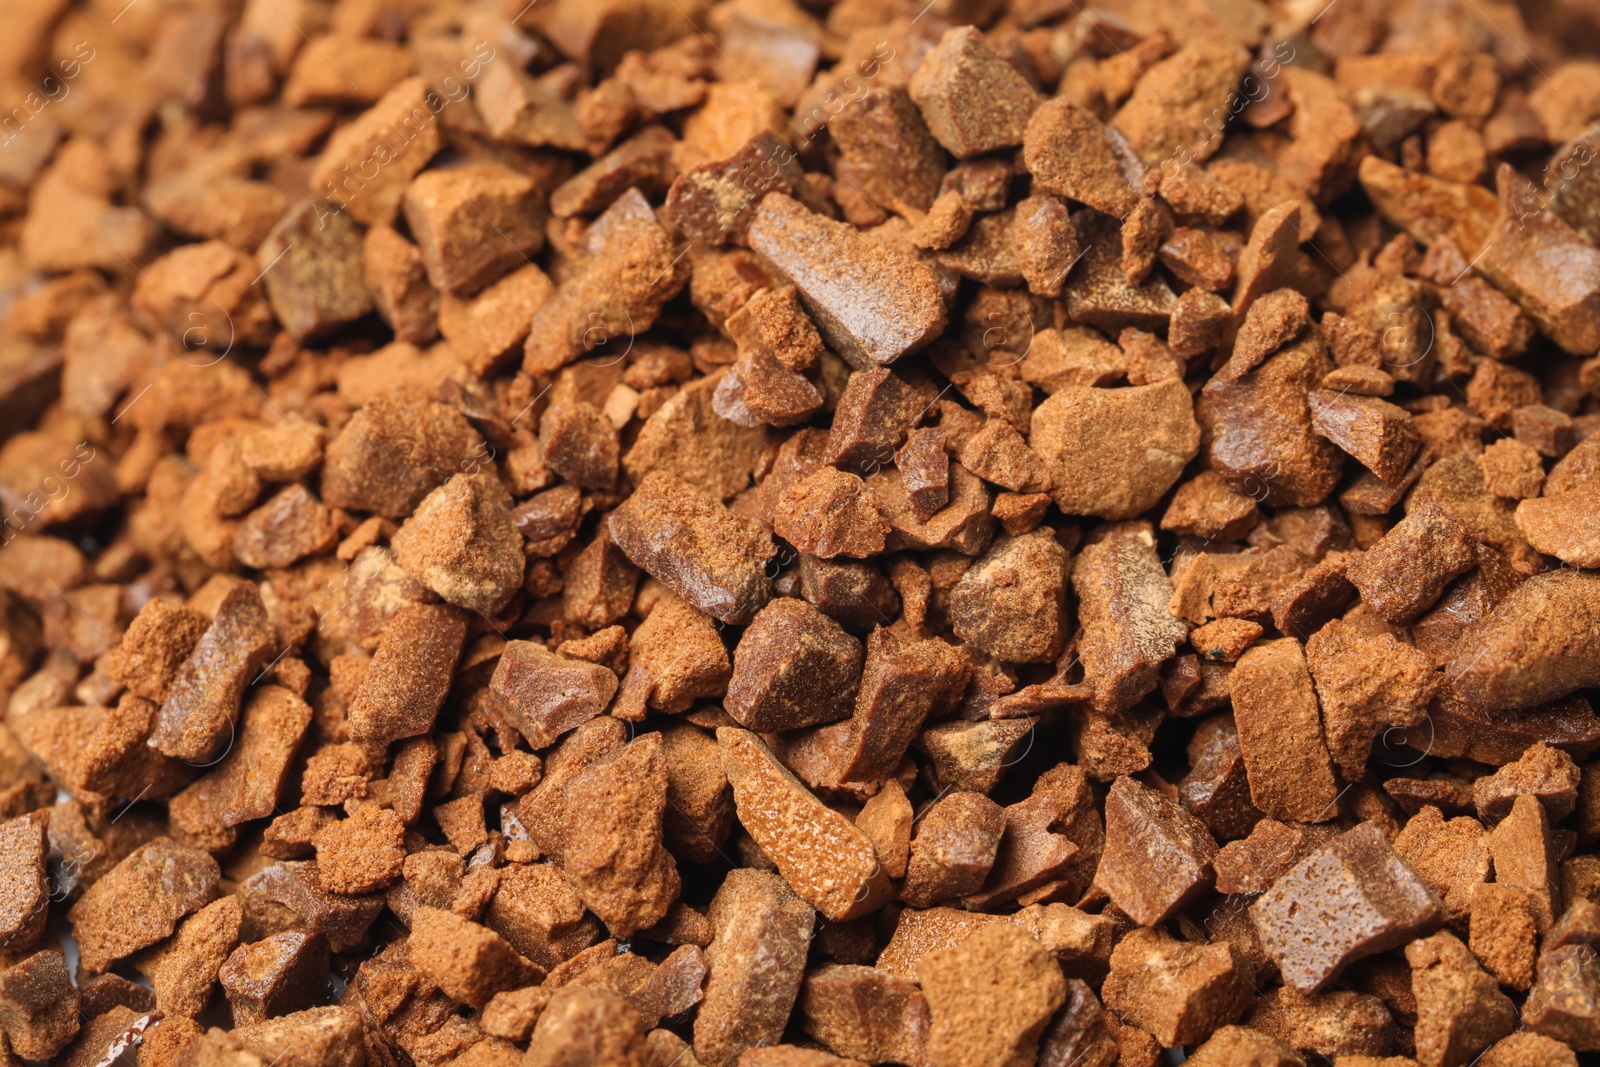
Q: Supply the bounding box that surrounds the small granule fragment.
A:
[664,132,833,246]
[1479,437,1545,499]
[439,264,554,377]
[621,595,730,715]
[0,812,47,953]
[347,602,465,750]
[991,491,1051,535]
[409,906,542,1009]
[800,964,929,1066]
[1346,510,1476,625]
[520,733,680,936]
[1013,195,1078,297]
[1251,822,1444,993]
[899,791,1004,908]
[1245,986,1395,1060]
[1169,287,1232,359]
[1475,742,1581,825]
[917,923,1065,1067]
[104,597,207,703]
[68,838,221,974]
[1479,1032,1580,1067]
[1447,570,1600,713]
[1157,227,1236,291]
[1101,928,1252,1048]
[312,805,406,895]
[392,473,524,615]
[1022,99,1137,217]
[1391,806,1490,921]
[1189,618,1263,663]
[233,484,337,569]
[1469,882,1537,991]
[257,200,372,341]
[220,931,330,1025]
[896,427,950,521]
[1304,619,1437,781]
[1072,522,1188,715]
[1228,639,1341,822]
[824,628,969,785]
[0,948,80,1059]
[1489,794,1560,933]
[907,190,974,251]
[300,744,371,807]
[402,165,545,295]
[310,78,441,226]
[1101,769,1220,923]
[717,727,891,920]
[563,533,640,629]
[608,470,774,625]
[1215,819,1320,895]
[1110,42,1252,165]
[1515,490,1600,568]
[908,27,1039,159]
[321,398,486,518]
[773,467,890,559]
[1032,379,1199,520]
[485,865,603,973]
[694,869,813,1067]
[1513,404,1576,458]
[1407,930,1517,1067]
[539,403,621,490]
[747,194,946,369]
[149,580,277,763]
[1121,198,1174,286]
[946,529,1068,664]
[1062,213,1178,333]
[727,285,825,373]
[826,368,936,474]
[1161,471,1260,541]
[829,85,945,216]
[134,895,243,1018]
[855,780,912,879]
[167,685,313,843]
[491,640,618,750]
[1307,390,1421,484]
[1184,1026,1302,1067]
[363,226,439,346]
[724,598,862,731]
[1477,165,1600,356]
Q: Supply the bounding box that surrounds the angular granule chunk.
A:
[219,931,329,1024]
[310,78,441,226]
[539,402,621,490]
[403,165,544,295]
[258,199,372,341]
[392,472,524,615]
[526,985,651,1066]
[1110,42,1252,165]
[1307,390,1421,483]
[1215,819,1318,895]
[1097,775,1219,926]
[1071,522,1188,715]
[1031,379,1199,520]
[717,727,891,919]
[1199,333,1345,508]
[1251,822,1444,993]
[489,639,614,748]
[946,530,1068,664]
[1479,1031,1580,1067]
[1391,806,1490,922]
[900,791,1004,908]
[1179,714,1263,842]
[724,598,862,731]
[608,470,774,625]
[747,194,946,369]
[917,923,1065,1067]
[485,864,602,973]
[897,427,950,520]
[727,285,825,373]
[869,462,994,555]
[831,87,946,216]
[952,418,1052,495]
[1013,194,1079,297]
[563,532,640,629]
[0,811,47,953]
[621,595,730,715]
[1475,741,1580,824]
[659,723,734,865]
[1407,930,1517,1067]
[665,131,834,245]
[908,27,1039,159]
[694,869,814,1067]
[1448,570,1600,713]
[1170,287,1233,359]
[1515,490,1600,568]
[312,805,406,895]
[521,732,680,936]
[149,580,277,763]
[855,779,912,879]
[1244,986,1395,1060]
[1184,1026,1303,1067]
[0,948,80,1059]
[773,467,890,559]
[1523,941,1600,1049]
[168,685,313,840]
[800,964,930,1066]
[1101,928,1252,1048]
[1477,164,1600,355]
[1489,794,1560,934]
[1162,471,1259,542]
[825,368,933,475]
[104,597,208,702]
[1479,437,1545,499]
[70,838,221,974]
[1347,510,1476,625]
[1022,100,1137,218]
[1304,619,1437,781]
[348,603,466,749]
[408,906,542,1009]
[320,398,485,518]
[233,484,337,569]
[1470,882,1537,991]
[364,226,440,346]
[440,263,553,377]
[134,895,243,1018]
[234,1007,366,1067]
